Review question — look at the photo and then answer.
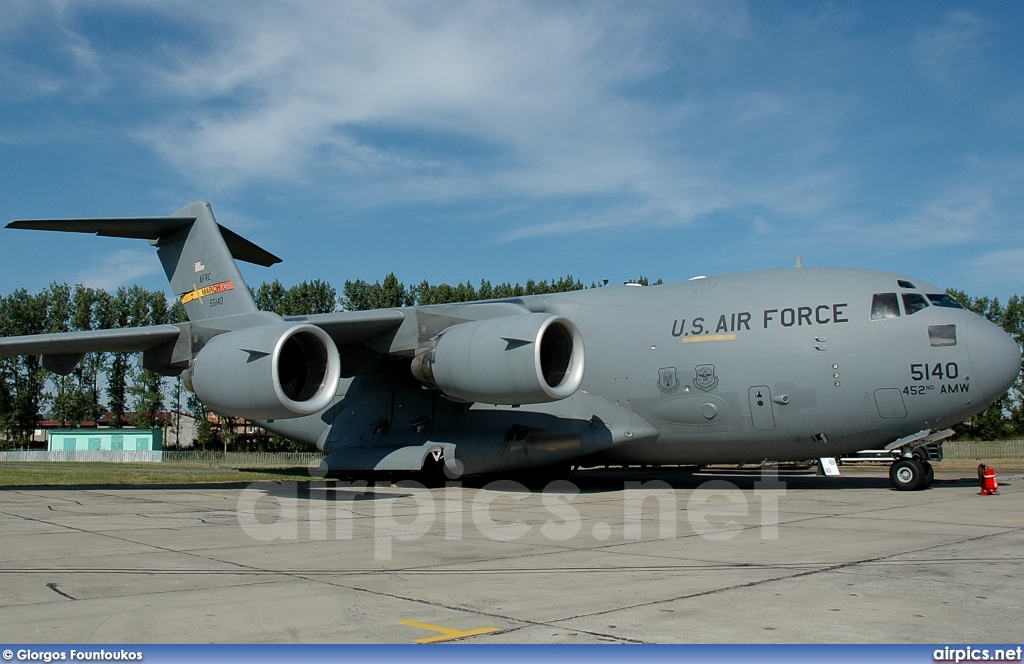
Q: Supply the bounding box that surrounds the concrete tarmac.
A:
[0,466,1022,644]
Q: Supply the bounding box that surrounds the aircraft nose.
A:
[967,317,1021,399]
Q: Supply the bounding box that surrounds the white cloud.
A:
[74,249,162,292]
[862,186,995,249]
[7,0,1019,276]
[912,11,989,85]
[5,0,1024,313]
[0,2,113,101]
[968,249,1024,294]
[3,1,860,241]
[130,2,673,191]
[825,155,1024,257]
[113,1,794,230]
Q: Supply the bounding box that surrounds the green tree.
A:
[48,284,106,427]
[187,391,219,450]
[71,285,108,424]
[283,279,337,315]
[128,290,171,429]
[253,279,288,314]
[255,279,338,315]
[947,289,1024,439]
[1002,295,1024,434]
[97,288,130,426]
[342,272,413,310]
[412,280,472,306]
[411,274,584,306]
[168,298,188,324]
[0,289,50,446]
[166,377,186,449]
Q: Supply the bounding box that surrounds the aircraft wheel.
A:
[889,458,927,491]
[922,462,935,488]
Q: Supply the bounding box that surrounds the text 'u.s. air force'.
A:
[671,303,849,337]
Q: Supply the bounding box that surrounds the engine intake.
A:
[411,313,585,404]
[187,323,341,420]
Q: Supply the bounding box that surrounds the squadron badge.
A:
[694,364,719,392]
[657,367,680,394]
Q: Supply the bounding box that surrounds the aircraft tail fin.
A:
[7,201,280,323]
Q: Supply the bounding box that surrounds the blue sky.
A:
[1,1,1022,303]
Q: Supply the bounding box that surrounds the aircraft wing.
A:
[0,324,185,375]
[0,309,407,362]
[0,325,182,357]
[286,302,536,351]
[0,309,409,377]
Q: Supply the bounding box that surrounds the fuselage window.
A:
[871,293,900,320]
[902,293,929,315]
[928,324,957,347]
[927,293,965,309]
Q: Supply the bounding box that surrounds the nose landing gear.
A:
[889,457,934,491]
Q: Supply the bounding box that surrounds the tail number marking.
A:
[909,362,959,381]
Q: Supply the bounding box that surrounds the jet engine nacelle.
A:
[186,323,341,420]
[411,313,585,405]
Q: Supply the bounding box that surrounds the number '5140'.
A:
[910,362,959,381]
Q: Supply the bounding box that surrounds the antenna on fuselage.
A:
[794,256,803,268]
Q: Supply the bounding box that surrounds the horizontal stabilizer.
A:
[6,217,281,267]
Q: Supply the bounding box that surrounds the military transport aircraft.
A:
[1,202,1020,490]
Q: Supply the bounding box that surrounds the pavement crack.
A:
[546,526,1024,623]
[309,578,651,644]
[45,582,76,600]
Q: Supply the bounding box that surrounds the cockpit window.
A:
[898,280,916,289]
[902,293,929,315]
[871,293,900,320]
[927,293,965,309]
[929,324,957,347]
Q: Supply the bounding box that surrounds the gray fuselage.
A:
[265,267,1021,470]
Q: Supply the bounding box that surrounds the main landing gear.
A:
[889,457,935,491]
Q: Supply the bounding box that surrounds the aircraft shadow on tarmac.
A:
[0,469,1000,498]
[0,479,415,502]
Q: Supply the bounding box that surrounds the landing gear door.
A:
[748,385,775,430]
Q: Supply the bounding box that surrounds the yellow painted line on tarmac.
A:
[399,619,500,644]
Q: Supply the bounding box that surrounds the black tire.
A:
[889,458,927,491]
[922,462,935,488]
